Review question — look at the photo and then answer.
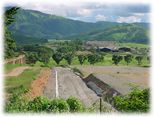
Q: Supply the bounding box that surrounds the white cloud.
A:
[133,13,145,16]
[77,9,92,17]
[116,16,142,23]
[95,14,107,21]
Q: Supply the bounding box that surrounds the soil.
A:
[76,66,150,94]
[25,68,51,100]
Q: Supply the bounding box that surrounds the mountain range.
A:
[8,8,150,44]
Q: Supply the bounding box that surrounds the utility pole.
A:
[100,97,102,113]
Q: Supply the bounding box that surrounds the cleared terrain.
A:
[75,65,149,94]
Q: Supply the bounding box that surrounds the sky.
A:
[5,1,150,23]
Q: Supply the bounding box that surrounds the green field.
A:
[118,42,149,48]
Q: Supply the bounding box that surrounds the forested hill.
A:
[64,24,149,44]
[8,8,149,44]
[9,9,118,39]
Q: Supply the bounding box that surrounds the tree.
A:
[78,55,87,65]
[26,53,38,64]
[52,52,63,65]
[135,56,143,65]
[87,53,103,65]
[4,7,20,59]
[147,56,150,63]
[124,54,133,65]
[64,53,74,65]
[112,55,123,65]
[37,47,52,64]
[4,30,17,58]
[5,7,20,26]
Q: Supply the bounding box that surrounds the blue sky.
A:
[7,2,150,23]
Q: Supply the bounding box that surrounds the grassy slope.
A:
[5,67,41,94]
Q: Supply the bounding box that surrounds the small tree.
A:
[78,55,87,65]
[112,55,123,65]
[52,52,63,65]
[64,53,74,65]
[135,56,143,65]
[26,53,38,64]
[124,54,133,65]
[87,53,103,65]
[147,56,150,63]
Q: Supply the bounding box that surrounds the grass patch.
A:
[5,67,41,94]
[119,42,149,48]
[4,64,26,73]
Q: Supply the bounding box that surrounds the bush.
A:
[6,96,85,113]
[27,97,50,112]
[48,98,69,113]
[67,96,84,112]
[5,93,28,112]
[113,88,150,112]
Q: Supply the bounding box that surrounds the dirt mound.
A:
[25,68,51,100]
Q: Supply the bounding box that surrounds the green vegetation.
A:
[124,54,133,65]
[66,24,149,44]
[112,55,123,65]
[5,67,41,94]
[114,88,150,112]
[52,52,63,65]
[8,8,149,44]
[4,7,19,59]
[17,44,53,65]
[67,96,84,112]
[119,42,149,48]
[6,94,86,113]
[87,53,104,65]
[47,53,150,67]
[135,56,144,65]
[5,64,24,73]
[12,33,48,45]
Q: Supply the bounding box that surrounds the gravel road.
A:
[43,67,99,107]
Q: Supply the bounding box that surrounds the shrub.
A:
[113,88,150,112]
[67,96,84,112]
[48,98,69,113]
[27,97,50,112]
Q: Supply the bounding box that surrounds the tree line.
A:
[52,52,148,66]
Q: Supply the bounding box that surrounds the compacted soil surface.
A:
[43,67,99,107]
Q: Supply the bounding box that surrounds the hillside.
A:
[8,8,149,44]
[64,24,149,44]
[9,9,118,39]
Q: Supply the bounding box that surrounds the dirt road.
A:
[43,67,99,107]
[5,66,30,77]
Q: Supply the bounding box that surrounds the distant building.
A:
[118,47,131,52]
